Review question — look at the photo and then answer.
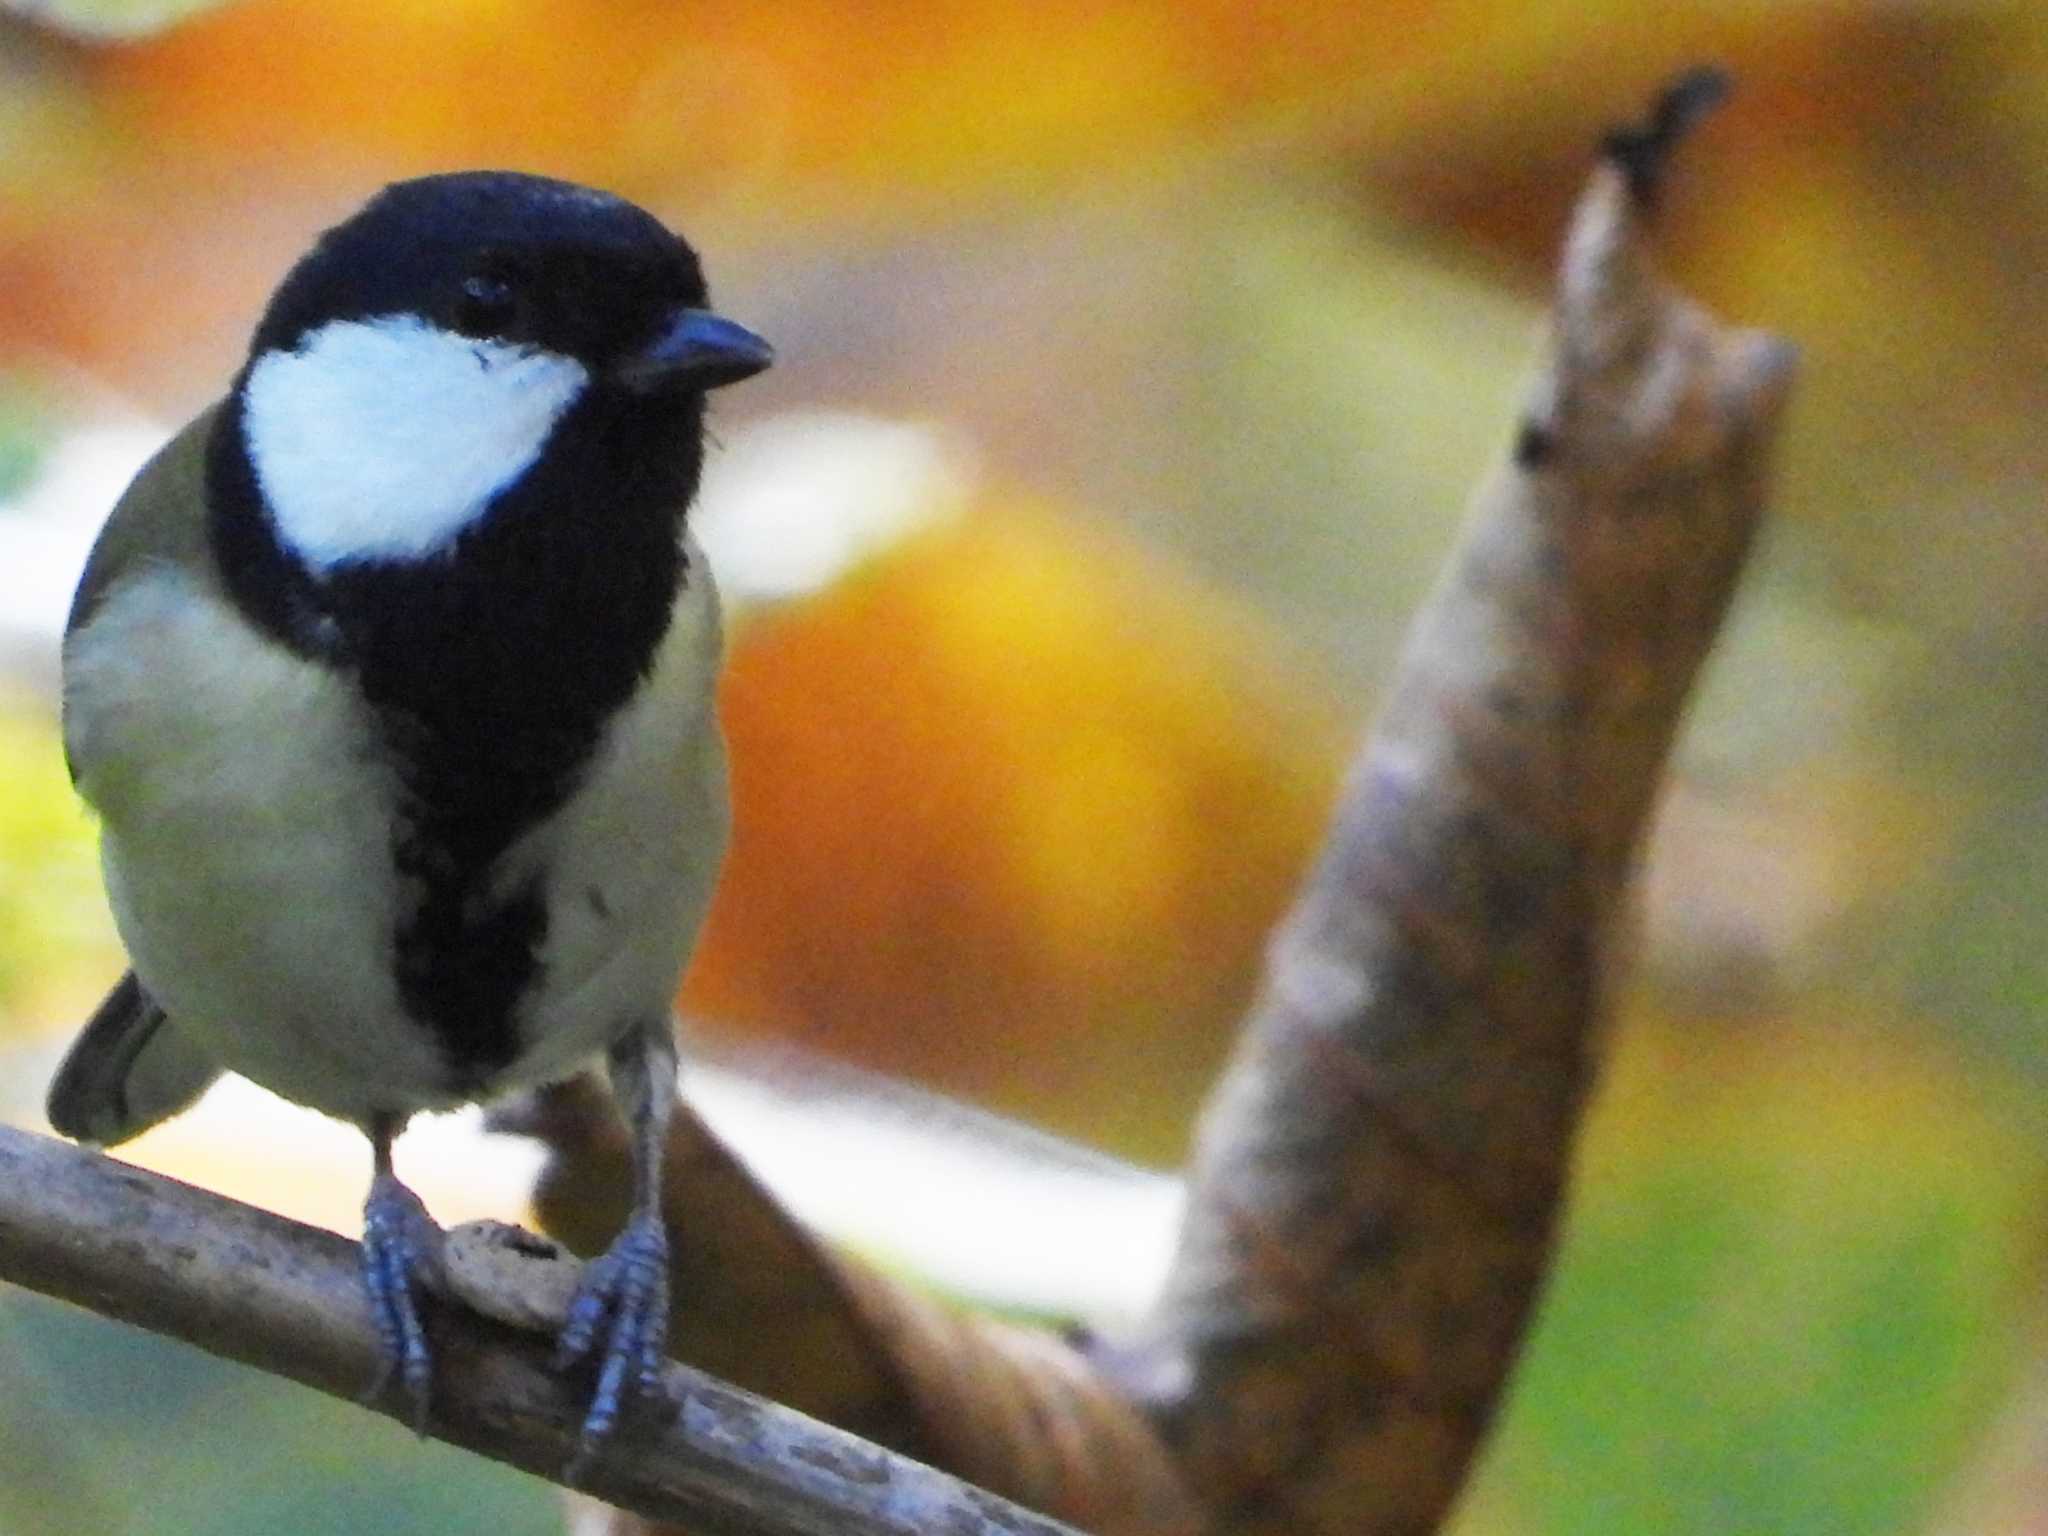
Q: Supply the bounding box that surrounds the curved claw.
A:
[555,1211,671,1464]
[359,1172,445,1436]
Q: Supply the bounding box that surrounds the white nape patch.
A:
[242,314,588,568]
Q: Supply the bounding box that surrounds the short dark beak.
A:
[615,309,774,393]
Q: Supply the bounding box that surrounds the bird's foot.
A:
[555,1209,670,1468]
[360,1171,446,1435]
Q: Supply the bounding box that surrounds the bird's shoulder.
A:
[65,403,225,645]
[58,402,338,797]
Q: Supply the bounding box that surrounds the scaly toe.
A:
[554,1213,670,1458]
[359,1172,445,1435]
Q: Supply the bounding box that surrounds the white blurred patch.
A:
[0,0,225,41]
[686,1042,1180,1326]
[695,411,974,605]
[0,417,168,700]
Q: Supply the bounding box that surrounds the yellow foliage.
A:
[83,0,1466,212]
[687,500,1346,1157]
[0,696,117,1036]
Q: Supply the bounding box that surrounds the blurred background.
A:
[0,2,2044,1532]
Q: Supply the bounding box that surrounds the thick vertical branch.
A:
[1108,75,1796,1535]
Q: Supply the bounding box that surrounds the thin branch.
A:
[512,1073,1205,1536]
[0,1124,1085,1536]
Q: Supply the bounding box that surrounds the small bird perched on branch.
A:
[43,171,771,1453]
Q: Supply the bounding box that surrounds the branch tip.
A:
[1600,64,1733,207]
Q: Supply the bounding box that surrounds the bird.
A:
[43,170,772,1454]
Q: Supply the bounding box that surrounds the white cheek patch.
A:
[242,314,589,568]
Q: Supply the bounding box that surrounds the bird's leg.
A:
[359,1111,445,1435]
[555,1019,678,1461]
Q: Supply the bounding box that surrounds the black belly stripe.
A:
[371,699,606,1086]
[391,845,547,1090]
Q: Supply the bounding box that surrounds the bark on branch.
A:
[0,1126,1085,1536]
[1108,69,1797,1534]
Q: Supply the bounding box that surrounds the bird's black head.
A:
[207,171,771,809]
[251,171,769,391]
[215,170,771,590]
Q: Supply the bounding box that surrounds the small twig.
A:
[0,1124,1084,1536]
[1600,65,1732,208]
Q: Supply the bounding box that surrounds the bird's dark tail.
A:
[47,971,221,1146]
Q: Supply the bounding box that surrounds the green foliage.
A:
[0,1289,562,1535]
[1469,1032,2044,1536]
[0,701,117,1021]
[0,380,50,505]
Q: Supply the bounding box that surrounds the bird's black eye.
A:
[453,271,521,338]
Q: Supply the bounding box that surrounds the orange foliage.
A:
[88,0,1448,210]
[684,503,1345,1156]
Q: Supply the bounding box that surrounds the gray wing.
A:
[61,404,222,785]
[53,410,229,1142]
[47,971,222,1146]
